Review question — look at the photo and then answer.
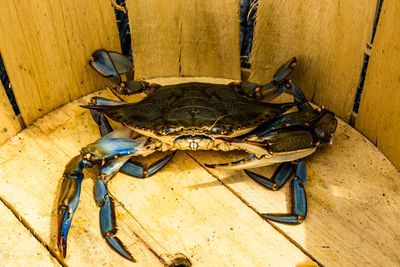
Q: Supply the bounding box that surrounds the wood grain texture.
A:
[0,79,313,266]
[356,0,400,171]
[250,0,377,121]
[194,120,400,266]
[0,0,120,126]
[126,0,241,79]
[0,93,165,266]
[1,77,399,265]
[0,201,60,266]
[0,83,21,145]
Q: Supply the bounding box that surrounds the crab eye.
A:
[162,127,175,135]
[211,127,221,134]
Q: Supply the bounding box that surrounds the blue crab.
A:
[56,50,337,261]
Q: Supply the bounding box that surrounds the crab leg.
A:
[57,128,156,260]
[57,154,92,258]
[263,160,307,224]
[89,49,160,96]
[95,155,135,261]
[120,152,176,178]
[244,162,295,190]
[87,97,127,137]
[231,57,296,100]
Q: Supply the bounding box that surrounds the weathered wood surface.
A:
[356,0,400,171]
[250,0,377,122]
[126,0,241,79]
[0,77,399,266]
[0,200,59,266]
[0,0,120,126]
[0,83,21,145]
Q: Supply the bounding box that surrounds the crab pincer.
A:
[56,128,159,261]
[57,154,89,258]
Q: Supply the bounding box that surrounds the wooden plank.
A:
[0,79,313,266]
[0,0,120,125]
[0,200,59,266]
[193,118,400,266]
[0,98,165,266]
[0,83,21,145]
[250,0,376,121]
[179,0,241,78]
[355,0,400,171]
[126,0,241,79]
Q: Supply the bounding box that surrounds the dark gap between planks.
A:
[350,0,384,125]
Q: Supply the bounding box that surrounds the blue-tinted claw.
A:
[96,179,135,262]
[89,50,121,83]
[57,155,85,258]
[272,57,296,83]
[120,152,175,178]
[106,237,136,262]
[89,49,132,83]
[263,214,303,224]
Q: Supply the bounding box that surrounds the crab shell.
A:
[88,82,301,152]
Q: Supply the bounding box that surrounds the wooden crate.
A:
[0,1,399,266]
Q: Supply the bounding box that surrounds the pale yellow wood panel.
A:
[0,201,60,266]
[179,0,241,78]
[0,0,120,125]
[110,152,311,266]
[250,0,376,121]
[193,119,400,266]
[356,0,400,170]
[0,79,313,266]
[127,0,181,78]
[127,0,241,79]
[0,102,164,265]
[0,83,21,145]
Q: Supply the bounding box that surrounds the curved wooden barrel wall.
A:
[0,0,399,266]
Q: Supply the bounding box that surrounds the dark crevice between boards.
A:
[240,0,258,81]
[0,195,67,266]
[0,53,26,130]
[240,0,257,69]
[0,53,20,116]
[350,0,384,126]
[113,0,133,61]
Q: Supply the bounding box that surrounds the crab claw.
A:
[57,155,86,258]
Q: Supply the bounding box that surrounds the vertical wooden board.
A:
[0,0,120,125]
[0,83,21,144]
[250,0,376,121]
[179,0,241,78]
[127,0,241,79]
[0,201,59,266]
[127,0,181,79]
[356,0,400,170]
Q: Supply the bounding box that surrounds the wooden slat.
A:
[0,0,120,125]
[0,200,59,266]
[0,83,21,144]
[0,93,165,266]
[250,0,376,121]
[355,0,400,171]
[0,79,312,266]
[1,77,399,265]
[126,0,241,79]
[193,119,400,266]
